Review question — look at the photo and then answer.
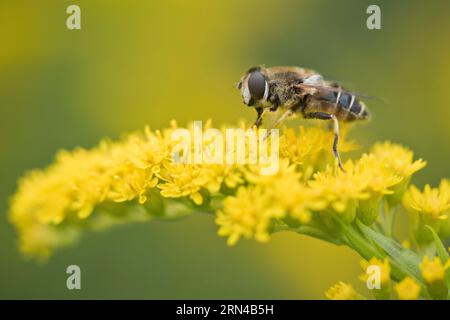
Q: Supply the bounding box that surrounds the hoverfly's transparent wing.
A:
[300,74,387,103]
[302,74,324,85]
[294,82,387,103]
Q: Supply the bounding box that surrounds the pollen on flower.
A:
[403,182,450,221]
[9,129,169,257]
[216,186,281,245]
[371,141,426,179]
[157,163,209,205]
[215,159,327,245]
[394,277,421,300]
[279,126,357,170]
[371,141,427,205]
[325,282,362,300]
[356,153,403,196]
[308,161,370,222]
[359,257,391,287]
[419,256,450,284]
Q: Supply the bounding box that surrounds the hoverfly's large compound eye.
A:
[247,70,267,101]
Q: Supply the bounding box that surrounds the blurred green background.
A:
[1,0,449,299]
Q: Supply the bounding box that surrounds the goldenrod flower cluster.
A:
[359,257,391,286]
[7,121,450,299]
[325,282,363,300]
[403,180,450,244]
[328,253,450,300]
[394,277,421,300]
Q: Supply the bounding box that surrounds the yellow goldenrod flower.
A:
[109,163,158,205]
[420,256,449,284]
[404,184,450,221]
[308,161,370,223]
[354,153,403,224]
[356,153,403,196]
[403,182,450,244]
[215,159,330,245]
[245,159,325,221]
[9,120,450,300]
[157,163,208,205]
[371,141,426,205]
[280,126,356,171]
[395,277,421,300]
[215,186,284,245]
[371,141,426,179]
[200,164,243,193]
[359,257,391,288]
[107,128,168,204]
[325,282,364,300]
[6,121,429,264]
[359,257,392,299]
[420,256,450,300]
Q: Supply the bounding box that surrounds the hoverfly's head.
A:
[236,67,269,107]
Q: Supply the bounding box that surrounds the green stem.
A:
[333,216,384,261]
[293,225,344,245]
[383,200,396,237]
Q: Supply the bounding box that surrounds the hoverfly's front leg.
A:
[303,112,345,172]
[254,107,265,128]
[262,109,294,141]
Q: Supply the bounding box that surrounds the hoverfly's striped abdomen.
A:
[315,89,370,122]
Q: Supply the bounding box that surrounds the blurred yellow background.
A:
[1,0,449,298]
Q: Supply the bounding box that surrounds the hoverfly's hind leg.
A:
[303,112,345,172]
[262,109,293,141]
[330,115,345,172]
[254,107,265,128]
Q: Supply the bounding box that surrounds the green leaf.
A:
[425,225,450,292]
[356,220,424,285]
[425,225,449,262]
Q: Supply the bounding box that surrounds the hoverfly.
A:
[237,66,371,171]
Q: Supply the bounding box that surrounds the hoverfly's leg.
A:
[263,109,293,141]
[254,107,265,128]
[303,112,345,172]
[273,109,294,127]
[330,115,345,172]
